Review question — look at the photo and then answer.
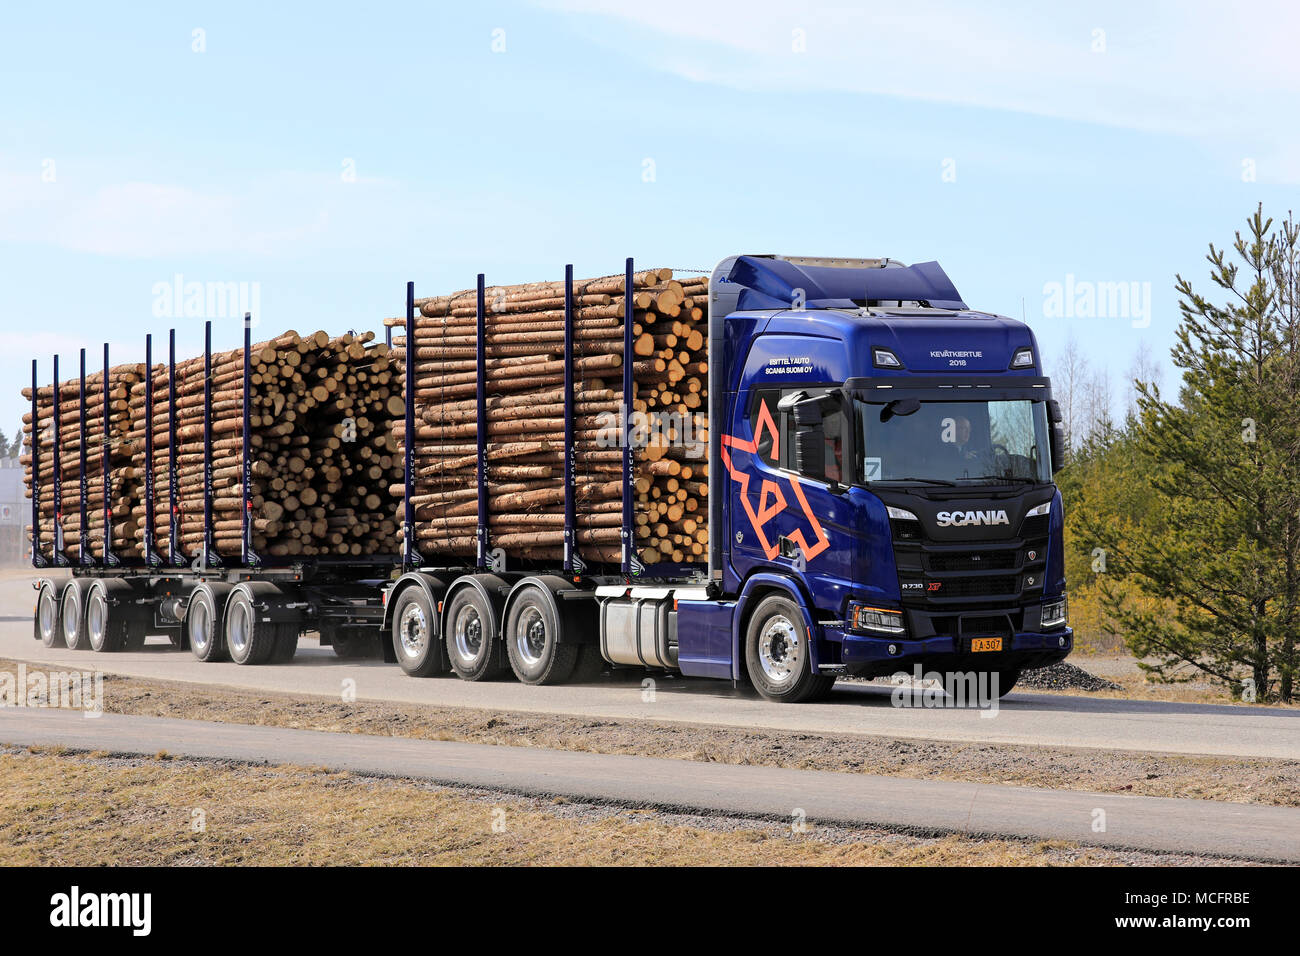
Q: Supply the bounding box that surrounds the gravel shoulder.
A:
[5,658,1294,807]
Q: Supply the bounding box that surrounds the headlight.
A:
[1042,595,1068,629]
[849,603,906,635]
[873,348,903,369]
[886,506,918,521]
[1025,501,1051,517]
[1010,347,1035,369]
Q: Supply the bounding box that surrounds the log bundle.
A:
[387,268,710,568]
[21,331,402,564]
[21,365,145,560]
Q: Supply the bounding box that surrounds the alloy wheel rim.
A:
[228,601,251,657]
[88,593,106,648]
[190,601,211,652]
[758,615,800,685]
[514,606,547,666]
[400,603,428,659]
[453,605,483,664]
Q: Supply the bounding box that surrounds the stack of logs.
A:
[387,268,710,568]
[21,364,145,561]
[22,331,403,563]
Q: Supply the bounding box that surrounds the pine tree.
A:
[1082,205,1300,701]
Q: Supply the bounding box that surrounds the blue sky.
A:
[2,0,1298,441]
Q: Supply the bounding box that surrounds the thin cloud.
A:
[538,0,1300,176]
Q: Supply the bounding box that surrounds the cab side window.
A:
[747,388,780,464]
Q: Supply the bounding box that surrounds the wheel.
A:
[270,625,300,663]
[86,587,128,652]
[444,587,505,681]
[122,623,148,651]
[186,589,226,662]
[225,591,278,665]
[60,582,91,651]
[505,586,577,685]
[34,582,63,648]
[743,594,834,703]
[391,588,446,677]
[328,626,376,659]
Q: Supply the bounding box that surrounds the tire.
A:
[505,586,577,685]
[86,587,127,653]
[35,582,63,648]
[444,587,505,681]
[60,582,91,651]
[391,587,446,677]
[270,625,300,664]
[186,589,226,662]
[122,623,148,651]
[225,591,278,665]
[743,594,834,703]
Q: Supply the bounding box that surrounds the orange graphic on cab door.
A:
[720,400,830,562]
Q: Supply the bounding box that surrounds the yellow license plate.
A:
[971,637,1003,652]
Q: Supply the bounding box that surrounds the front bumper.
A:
[828,626,1072,678]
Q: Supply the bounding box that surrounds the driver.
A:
[946,415,980,462]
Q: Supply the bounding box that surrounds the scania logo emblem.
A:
[935,509,1010,527]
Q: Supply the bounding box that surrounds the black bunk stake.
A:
[142,335,162,567]
[51,354,67,566]
[241,312,260,568]
[101,343,119,568]
[621,257,638,578]
[563,264,579,575]
[30,360,46,569]
[168,330,184,567]
[402,281,422,569]
[475,273,489,570]
[78,349,92,566]
[201,320,220,569]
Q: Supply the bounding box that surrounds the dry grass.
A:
[1038,653,1300,708]
[0,748,1217,866]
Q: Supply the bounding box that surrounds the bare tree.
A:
[1125,340,1162,416]
[1052,333,1090,452]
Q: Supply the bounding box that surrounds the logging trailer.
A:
[28,254,1073,702]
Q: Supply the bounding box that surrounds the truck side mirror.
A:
[1046,400,1066,473]
[779,390,835,483]
[793,401,826,479]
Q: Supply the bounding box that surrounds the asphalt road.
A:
[4,708,1298,862]
[4,573,1298,760]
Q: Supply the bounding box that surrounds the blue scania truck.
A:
[380,253,1072,702]
[32,253,1071,704]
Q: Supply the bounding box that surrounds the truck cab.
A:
[676,254,1072,701]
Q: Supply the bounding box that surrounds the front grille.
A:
[936,575,1018,597]
[891,503,1051,611]
[927,551,1017,571]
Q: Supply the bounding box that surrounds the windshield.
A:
[855,398,1052,485]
